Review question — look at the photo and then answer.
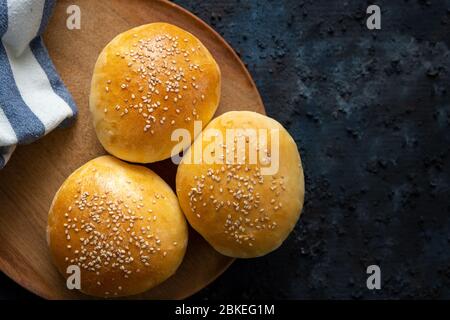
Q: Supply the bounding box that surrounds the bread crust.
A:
[176,111,304,258]
[90,23,221,163]
[47,156,188,297]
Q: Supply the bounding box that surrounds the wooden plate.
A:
[0,0,265,299]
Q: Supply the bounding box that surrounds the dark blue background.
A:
[1,0,450,299]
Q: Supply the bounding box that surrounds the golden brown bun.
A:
[47,156,188,297]
[90,22,221,163]
[176,111,304,258]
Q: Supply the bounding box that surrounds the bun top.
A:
[90,23,221,163]
[47,156,188,297]
[176,111,304,258]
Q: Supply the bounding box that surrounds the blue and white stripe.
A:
[0,0,77,168]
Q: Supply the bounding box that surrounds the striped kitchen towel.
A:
[0,0,77,169]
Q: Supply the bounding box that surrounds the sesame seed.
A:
[61,190,165,282]
[106,34,209,131]
[187,163,283,246]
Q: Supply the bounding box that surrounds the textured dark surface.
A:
[1,0,450,299]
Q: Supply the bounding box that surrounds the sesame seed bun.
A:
[47,156,188,297]
[89,22,221,163]
[176,111,304,258]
